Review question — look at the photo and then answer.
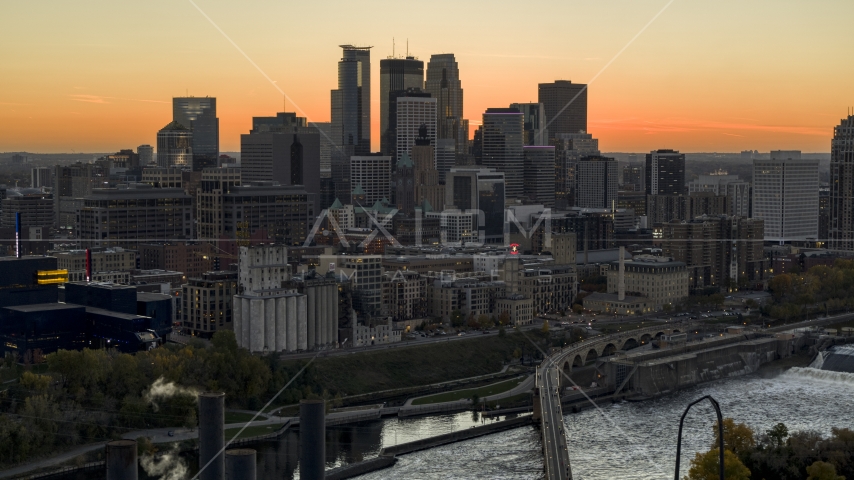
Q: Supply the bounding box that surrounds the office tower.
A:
[538,80,587,139]
[105,149,140,170]
[523,146,555,208]
[395,96,437,165]
[156,121,193,168]
[331,45,371,155]
[554,132,599,209]
[386,88,432,163]
[510,103,548,146]
[78,183,193,249]
[138,144,154,166]
[688,174,751,217]
[445,167,506,243]
[412,133,445,212]
[196,166,241,245]
[311,122,333,177]
[753,153,819,242]
[435,139,456,182]
[657,215,768,289]
[481,108,524,199]
[621,163,644,192]
[240,112,321,210]
[139,242,216,281]
[351,155,391,205]
[575,155,619,209]
[393,152,415,214]
[819,185,830,245]
[425,54,467,157]
[380,56,424,156]
[219,182,314,249]
[31,167,52,189]
[53,163,96,230]
[645,149,685,196]
[829,116,854,249]
[183,271,238,338]
[1,188,53,230]
[173,97,219,171]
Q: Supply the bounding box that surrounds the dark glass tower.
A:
[481,108,524,199]
[829,114,854,250]
[331,45,372,155]
[172,97,219,171]
[380,57,424,156]
[537,80,587,140]
[645,149,686,196]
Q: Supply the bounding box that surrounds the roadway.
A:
[537,363,572,480]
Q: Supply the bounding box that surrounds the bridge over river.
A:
[534,323,690,479]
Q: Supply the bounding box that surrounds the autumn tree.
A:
[806,461,844,480]
[686,448,751,480]
[714,418,756,457]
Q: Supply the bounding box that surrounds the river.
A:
[127,360,854,479]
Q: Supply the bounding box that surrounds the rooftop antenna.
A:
[393,37,395,58]
[406,39,409,57]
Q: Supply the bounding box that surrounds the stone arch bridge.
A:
[555,323,693,387]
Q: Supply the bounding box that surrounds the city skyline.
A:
[2,0,853,153]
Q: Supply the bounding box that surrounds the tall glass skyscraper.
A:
[830,115,854,250]
[538,80,587,140]
[172,97,219,171]
[481,108,524,199]
[380,57,424,156]
[425,54,467,156]
[331,45,372,155]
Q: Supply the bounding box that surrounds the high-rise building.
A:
[575,155,618,209]
[829,115,854,250]
[425,54,467,157]
[386,88,431,164]
[172,97,219,171]
[554,132,599,209]
[645,149,685,196]
[240,112,321,210]
[311,122,333,177]
[196,167,241,245]
[656,215,768,289]
[31,167,52,189]
[156,121,193,168]
[481,108,524,199]
[53,163,96,230]
[753,153,819,242]
[380,57,424,156]
[395,96,437,165]
[538,80,587,139]
[412,136,445,213]
[78,183,193,249]
[510,103,548,146]
[331,45,371,155]
[621,163,644,192]
[350,156,391,206]
[523,146,555,208]
[219,182,314,249]
[1,188,53,230]
[138,145,154,166]
[445,167,506,243]
[688,174,751,217]
[182,271,238,339]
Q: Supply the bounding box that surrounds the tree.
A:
[498,310,511,326]
[572,304,583,315]
[470,393,480,405]
[450,309,465,328]
[477,314,492,330]
[714,418,755,457]
[766,422,789,448]
[512,348,522,361]
[686,448,750,480]
[541,320,550,333]
[663,303,673,313]
[806,461,844,480]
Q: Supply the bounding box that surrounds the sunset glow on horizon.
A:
[2,0,852,154]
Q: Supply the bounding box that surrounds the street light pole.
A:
[674,395,725,480]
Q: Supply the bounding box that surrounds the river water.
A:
[355,366,854,480]
[128,360,854,480]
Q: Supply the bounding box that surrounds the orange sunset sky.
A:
[1,0,852,154]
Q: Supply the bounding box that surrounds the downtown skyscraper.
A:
[538,80,588,140]
[425,54,468,162]
[380,56,424,157]
[645,149,686,195]
[172,97,219,171]
[829,114,854,249]
[331,45,372,155]
[481,108,524,199]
